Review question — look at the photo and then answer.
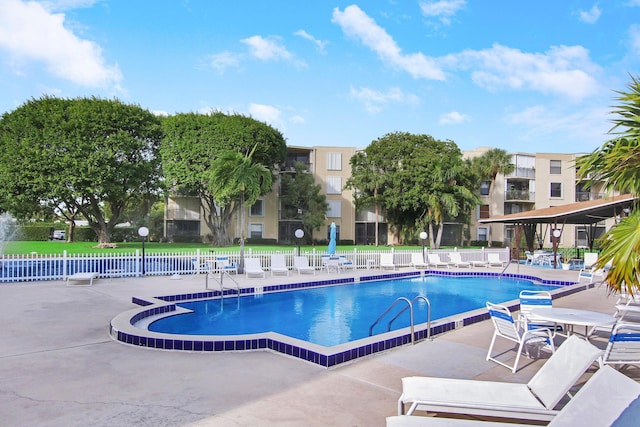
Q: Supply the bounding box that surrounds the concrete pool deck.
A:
[0,265,636,426]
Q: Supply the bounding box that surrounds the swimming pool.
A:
[110,271,581,367]
[148,275,559,346]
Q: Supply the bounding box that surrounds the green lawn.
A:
[1,240,419,255]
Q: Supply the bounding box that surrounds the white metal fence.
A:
[0,247,510,283]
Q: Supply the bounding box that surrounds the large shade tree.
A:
[348,132,479,248]
[0,96,163,243]
[160,112,286,245]
[576,75,640,295]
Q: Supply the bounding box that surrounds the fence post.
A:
[63,250,68,279]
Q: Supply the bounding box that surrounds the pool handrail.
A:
[369,295,431,344]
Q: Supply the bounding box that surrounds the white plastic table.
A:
[530,307,617,339]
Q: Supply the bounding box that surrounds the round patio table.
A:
[530,307,617,340]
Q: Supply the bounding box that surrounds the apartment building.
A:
[165,145,611,248]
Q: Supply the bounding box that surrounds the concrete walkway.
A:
[0,265,634,426]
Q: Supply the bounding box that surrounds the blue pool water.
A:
[149,275,558,347]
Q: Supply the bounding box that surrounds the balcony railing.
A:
[506,167,535,179]
[505,190,535,202]
[575,192,605,202]
[165,209,200,221]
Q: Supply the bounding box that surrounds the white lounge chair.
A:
[293,256,315,275]
[244,258,265,278]
[339,256,355,270]
[603,322,640,369]
[410,252,428,269]
[486,302,555,373]
[380,253,396,270]
[214,256,237,275]
[578,257,609,283]
[325,256,341,273]
[270,254,289,276]
[388,365,640,427]
[397,335,603,421]
[427,254,448,268]
[487,253,506,267]
[448,252,470,268]
[191,257,210,275]
[469,259,487,268]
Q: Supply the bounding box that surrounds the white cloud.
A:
[349,86,419,113]
[290,115,305,124]
[206,51,242,72]
[241,35,306,68]
[0,0,122,88]
[419,0,466,25]
[439,111,468,125]
[629,24,640,56]
[248,103,285,129]
[37,0,100,12]
[332,5,445,80]
[294,30,328,54]
[449,43,601,99]
[578,4,601,24]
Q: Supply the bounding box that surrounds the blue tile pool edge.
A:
[109,270,585,368]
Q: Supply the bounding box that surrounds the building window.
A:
[249,200,263,216]
[326,176,342,194]
[478,204,490,219]
[550,160,561,174]
[477,227,488,242]
[479,181,490,196]
[327,152,342,170]
[249,224,263,239]
[327,200,342,218]
[550,182,562,198]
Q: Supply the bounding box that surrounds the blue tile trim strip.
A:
[111,270,581,368]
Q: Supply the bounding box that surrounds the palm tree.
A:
[346,151,386,245]
[576,75,640,295]
[210,145,273,273]
[475,149,515,246]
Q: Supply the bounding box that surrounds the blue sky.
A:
[1,1,639,154]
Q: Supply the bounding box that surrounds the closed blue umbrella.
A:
[327,222,337,254]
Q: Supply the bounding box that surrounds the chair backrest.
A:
[449,252,462,263]
[271,254,286,268]
[293,256,309,268]
[245,258,263,272]
[519,290,553,320]
[604,322,640,366]
[216,256,232,268]
[487,253,501,263]
[486,302,519,341]
[584,252,599,269]
[547,365,640,426]
[380,253,394,264]
[527,335,603,410]
[411,252,425,264]
[427,254,442,263]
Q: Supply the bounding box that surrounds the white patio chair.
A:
[325,256,341,273]
[448,252,470,268]
[427,253,448,268]
[518,290,561,333]
[578,258,609,283]
[380,253,396,270]
[486,302,555,373]
[603,322,640,369]
[293,256,315,275]
[397,335,603,420]
[191,257,210,275]
[389,365,640,427]
[339,256,355,270]
[524,250,535,265]
[270,254,289,276]
[215,256,237,275]
[409,252,428,269]
[244,258,265,278]
[487,253,506,267]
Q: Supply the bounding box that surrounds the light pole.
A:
[419,231,428,263]
[138,226,149,276]
[295,228,304,256]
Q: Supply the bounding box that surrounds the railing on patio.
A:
[0,247,511,283]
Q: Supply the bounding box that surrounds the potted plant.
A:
[559,247,574,270]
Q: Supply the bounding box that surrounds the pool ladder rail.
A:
[205,270,240,298]
[369,296,431,345]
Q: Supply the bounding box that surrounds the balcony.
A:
[165,209,200,221]
[505,190,535,202]
[575,192,605,202]
[506,167,535,179]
